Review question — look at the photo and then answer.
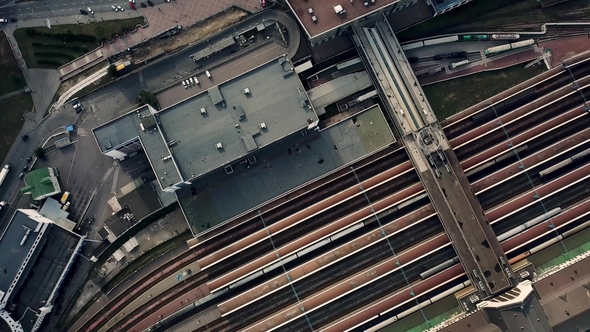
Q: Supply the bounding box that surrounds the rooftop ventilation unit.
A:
[334,5,346,14]
[243,88,251,95]
[364,2,369,6]
[308,8,314,14]
[371,0,375,3]
[216,142,223,150]
[259,123,267,130]
[162,155,172,162]
[312,16,317,22]
[200,107,207,114]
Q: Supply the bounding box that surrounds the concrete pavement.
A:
[0,0,168,21]
[57,65,109,107]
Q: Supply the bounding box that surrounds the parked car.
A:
[19,172,24,179]
[87,7,94,15]
[79,9,88,15]
[9,18,17,23]
[22,165,28,172]
[128,0,136,3]
[140,2,147,7]
[147,0,154,6]
[0,18,7,23]
[21,135,28,142]
[182,81,187,89]
[129,2,136,10]
[117,5,124,11]
[27,157,32,163]
[112,5,119,11]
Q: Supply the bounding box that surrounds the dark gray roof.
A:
[98,227,110,239]
[158,55,318,183]
[208,86,224,105]
[0,211,40,292]
[10,223,80,319]
[191,37,235,62]
[92,56,318,190]
[93,105,151,153]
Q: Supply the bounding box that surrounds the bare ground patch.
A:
[132,9,248,63]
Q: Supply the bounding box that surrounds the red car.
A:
[129,2,136,9]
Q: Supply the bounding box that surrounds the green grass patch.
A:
[0,32,27,95]
[397,0,523,40]
[101,230,193,294]
[14,17,145,69]
[0,94,33,163]
[423,64,546,120]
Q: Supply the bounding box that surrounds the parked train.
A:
[484,39,535,55]
[401,34,521,51]
[433,51,468,60]
[448,59,469,70]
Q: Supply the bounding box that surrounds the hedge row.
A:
[34,51,75,60]
[37,60,62,65]
[25,29,96,42]
[31,42,90,52]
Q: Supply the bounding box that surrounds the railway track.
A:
[279,246,455,331]
[477,141,590,209]
[192,204,440,332]
[97,154,418,331]
[108,170,422,331]
[75,146,408,332]
[444,59,590,140]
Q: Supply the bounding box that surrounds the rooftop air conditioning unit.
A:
[364,2,369,6]
[308,8,314,14]
[312,16,317,22]
[200,107,207,114]
[243,88,251,95]
[334,5,346,14]
[216,142,223,149]
[259,123,267,129]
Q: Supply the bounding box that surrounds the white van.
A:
[193,76,199,84]
[205,70,211,78]
[182,80,187,89]
[189,77,194,85]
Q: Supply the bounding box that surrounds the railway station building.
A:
[93,55,319,193]
[285,0,477,45]
[0,209,84,332]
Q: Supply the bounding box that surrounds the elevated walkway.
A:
[351,17,513,299]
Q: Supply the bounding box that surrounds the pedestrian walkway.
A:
[0,88,25,101]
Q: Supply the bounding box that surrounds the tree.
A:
[34,147,46,160]
[136,90,159,110]
[108,64,117,77]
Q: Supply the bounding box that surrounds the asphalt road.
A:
[0,0,170,21]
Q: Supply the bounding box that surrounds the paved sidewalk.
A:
[0,88,25,101]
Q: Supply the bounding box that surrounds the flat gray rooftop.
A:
[178,104,395,235]
[159,56,317,185]
[11,223,79,319]
[0,211,40,292]
[93,105,150,153]
[93,56,317,191]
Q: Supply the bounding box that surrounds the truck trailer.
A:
[0,164,11,188]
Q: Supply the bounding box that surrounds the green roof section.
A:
[21,167,62,201]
